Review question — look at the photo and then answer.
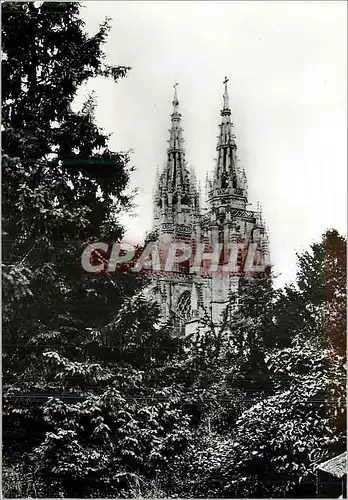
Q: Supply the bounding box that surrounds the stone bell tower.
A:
[202,77,270,324]
[150,84,201,331]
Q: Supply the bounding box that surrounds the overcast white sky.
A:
[76,1,347,287]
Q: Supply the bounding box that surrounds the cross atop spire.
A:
[172,82,179,112]
[223,76,230,111]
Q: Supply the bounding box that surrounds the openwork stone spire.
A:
[152,84,199,236]
[207,77,247,209]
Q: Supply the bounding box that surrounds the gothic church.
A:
[147,79,270,334]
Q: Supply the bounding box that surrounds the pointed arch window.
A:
[176,291,191,321]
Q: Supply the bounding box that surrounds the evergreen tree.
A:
[2,3,187,497]
[198,230,347,498]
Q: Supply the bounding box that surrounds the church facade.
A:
[147,80,270,335]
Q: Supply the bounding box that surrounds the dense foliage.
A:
[2,2,346,497]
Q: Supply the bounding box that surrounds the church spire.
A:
[207,77,247,210]
[152,84,199,235]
